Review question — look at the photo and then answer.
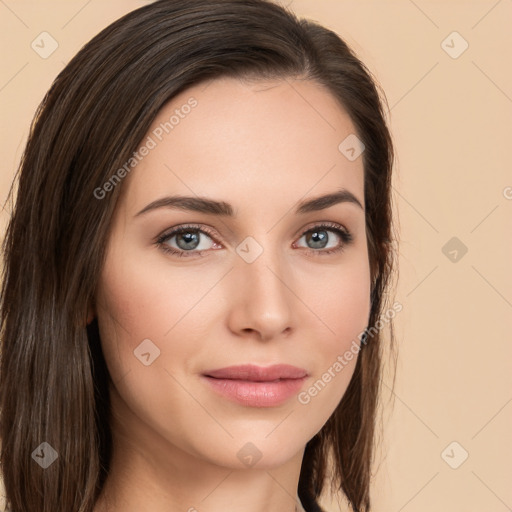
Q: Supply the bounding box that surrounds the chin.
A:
[186,432,307,471]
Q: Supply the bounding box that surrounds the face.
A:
[95,76,371,471]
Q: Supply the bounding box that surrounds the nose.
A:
[225,244,295,342]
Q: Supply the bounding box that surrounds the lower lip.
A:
[202,376,307,407]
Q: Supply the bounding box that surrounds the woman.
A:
[0,1,397,511]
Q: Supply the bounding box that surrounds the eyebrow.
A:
[135,187,364,218]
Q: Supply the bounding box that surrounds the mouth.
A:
[201,364,308,407]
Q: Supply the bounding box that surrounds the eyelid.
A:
[295,220,349,238]
[156,223,218,242]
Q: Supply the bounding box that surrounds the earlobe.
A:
[86,303,96,325]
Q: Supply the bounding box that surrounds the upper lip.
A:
[203,364,308,381]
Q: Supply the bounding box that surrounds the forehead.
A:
[121,76,364,214]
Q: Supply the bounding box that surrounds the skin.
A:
[93,76,371,512]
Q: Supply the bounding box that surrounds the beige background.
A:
[1,1,511,511]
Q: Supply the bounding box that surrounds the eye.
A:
[156,222,354,258]
[156,224,220,258]
[293,222,353,256]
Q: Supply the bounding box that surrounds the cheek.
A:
[94,251,210,447]
[303,252,371,348]
[95,245,228,402]
[293,256,371,418]
[95,247,195,383]
[326,267,370,350]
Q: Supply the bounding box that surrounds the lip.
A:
[201,364,308,407]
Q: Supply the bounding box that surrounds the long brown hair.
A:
[0,1,397,511]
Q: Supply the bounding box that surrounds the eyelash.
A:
[155,222,354,258]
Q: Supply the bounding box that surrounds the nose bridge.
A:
[229,233,294,339]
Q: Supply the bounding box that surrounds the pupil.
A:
[177,231,199,250]
[308,230,327,249]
